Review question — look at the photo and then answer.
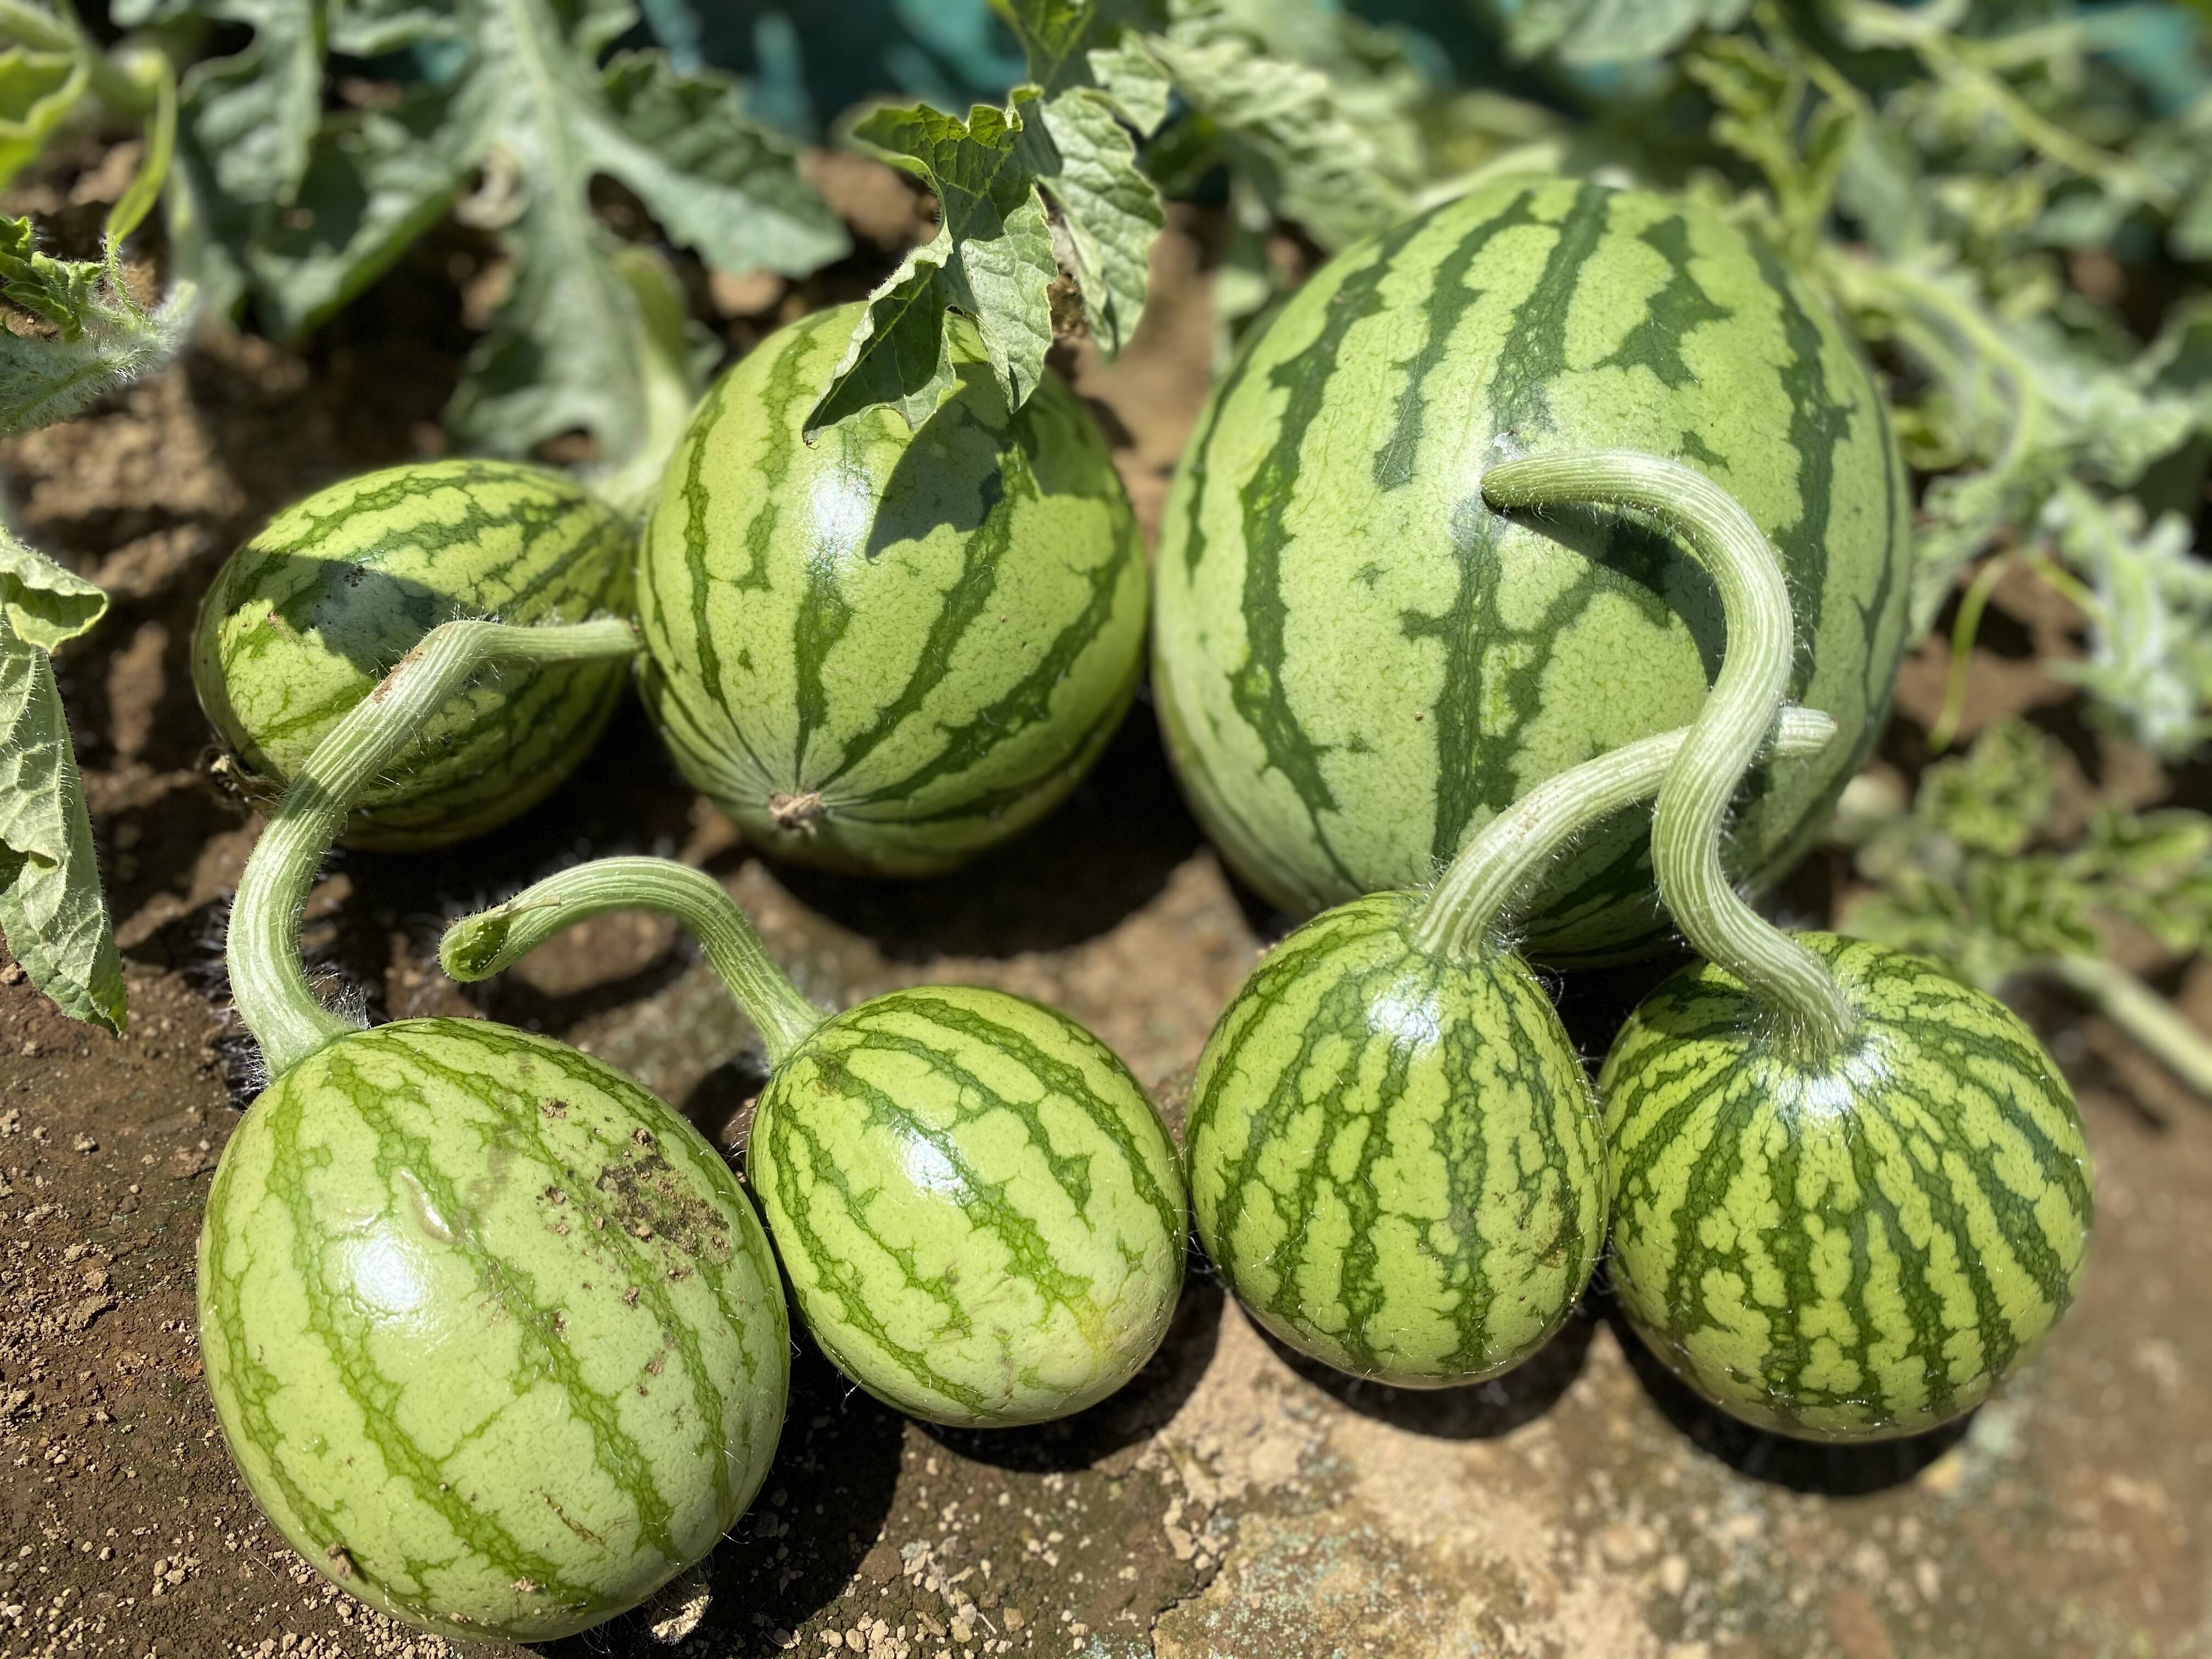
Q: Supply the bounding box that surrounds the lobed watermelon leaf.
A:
[806,0,1427,433]
[1141,4,1409,254]
[441,10,850,462]
[0,602,124,1035]
[805,0,1175,438]
[117,0,849,470]
[805,92,1059,440]
[1505,0,1749,67]
[0,22,92,191]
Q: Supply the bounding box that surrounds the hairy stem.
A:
[441,856,826,1066]
[1481,450,1856,1053]
[228,617,639,1081]
[1412,705,1839,961]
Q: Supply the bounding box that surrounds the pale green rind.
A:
[748,984,1186,1426]
[190,460,635,851]
[1152,177,1912,961]
[198,1019,788,1641]
[1185,891,1607,1386]
[636,302,1148,876]
[1600,933,2094,1442]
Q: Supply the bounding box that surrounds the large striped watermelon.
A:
[1153,177,1912,962]
[1185,891,1606,1385]
[1600,933,2094,1441]
[192,460,634,850]
[637,303,1148,876]
[748,984,1186,1426]
[199,1019,789,1640]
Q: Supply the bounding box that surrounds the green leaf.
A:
[999,0,1169,357]
[0,609,123,1034]
[1829,257,2199,633]
[805,91,1057,439]
[442,0,847,464]
[0,527,104,650]
[134,0,845,465]
[592,51,853,281]
[1846,717,2212,1002]
[2041,481,2212,761]
[328,0,467,54]
[1914,715,2057,857]
[1143,4,1409,251]
[244,84,477,342]
[2073,806,2212,956]
[0,217,194,435]
[1687,32,1858,264]
[1506,0,1748,66]
[167,0,322,208]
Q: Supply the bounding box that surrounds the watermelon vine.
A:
[1484,449,2095,1442]
[441,856,1189,1429]
[204,617,790,1640]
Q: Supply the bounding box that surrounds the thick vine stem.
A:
[1481,450,1857,1054]
[1412,704,1839,962]
[2046,954,2212,1102]
[228,617,640,1081]
[441,856,826,1067]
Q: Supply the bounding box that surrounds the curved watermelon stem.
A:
[229,617,640,1081]
[1481,450,1857,1057]
[438,856,826,1067]
[1411,704,1840,961]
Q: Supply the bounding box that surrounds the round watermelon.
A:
[1601,933,2094,1441]
[636,303,1148,877]
[747,984,1186,1426]
[1184,891,1607,1386]
[198,1019,789,1640]
[191,460,634,850]
[1153,177,1912,962]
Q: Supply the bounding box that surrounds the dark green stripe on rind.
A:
[1152,178,1912,962]
[196,1020,787,1641]
[748,985,1186,1427]
[190,460,635,851]
[1599,934,2093,1442]
[1186,891,1607,1387]
[637,303,1148,877]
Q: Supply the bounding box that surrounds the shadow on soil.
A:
[1262,1302,1599,1440]
[919,1266,1226,1474]
[774,702,1204,962]
[1601,1299,1970,1495]
[301,697,703,1002]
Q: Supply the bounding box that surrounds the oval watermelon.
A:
[747,984,1186,1427]
[1153,177,1912,962]
[1185,890,1606,1386]
[636,303,1148,876]
[198,1019,789,1640]
[192,460,635,850]
[1601,933,2094,1441]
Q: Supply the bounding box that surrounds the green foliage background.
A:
[0,0,2209,1086]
